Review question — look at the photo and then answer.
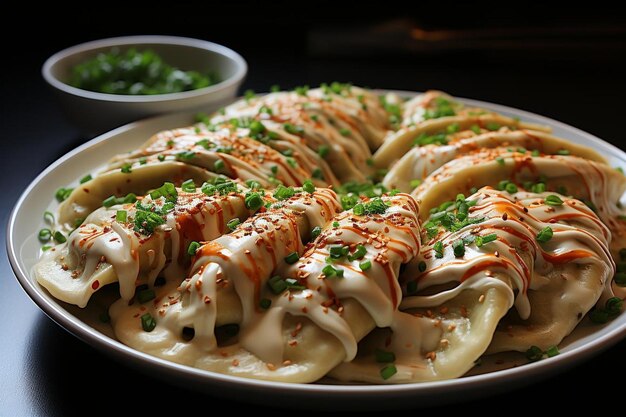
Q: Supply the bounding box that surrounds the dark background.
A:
[2,3,625,415]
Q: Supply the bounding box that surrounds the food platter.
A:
[7,90,626,409]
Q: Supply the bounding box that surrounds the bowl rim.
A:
[41,35,248,103]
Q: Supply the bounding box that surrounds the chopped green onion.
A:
[260,298,272,309]
[284,252,299,265]
[476,233,498,247]
[322,264,337,277]
[283,123,304,136]
[244,89,255,101]
[120,163,132,174]
[53,231,66,243]
[270,84,280,92]
[294,85,309,96]
[187,241,201,256]
[41,245,52,251]
[359,260,372,271]
[545,346,560,357]
[505,182,518,194]
[531,183,546,193]
[141,313,157,332]
[43,211,55,224]
[545,195,564,206]
[348,244,367,261]
[531,149,541,157]
[329,245,346,259]
[333,221,340,228]
[302,180,315,194]
[273,185,295,200]
[434,241,444,258]
[227,218,240,231]
[55,187,73,202]
[536,226,553,243]
[470,125,481,134]
[495,157,505,166]
[486,122,500,131]
[245,179,262,190]
[137,288,156,304]
[268,275,287,294]
[285,278,306,290]
[380,364,397,380]
[353,203,365,216]
[362,198,389,215]
[409,179,422,188]
[214,160,225,172]
[80,174,92,184]
[157,155,166,162]
[270,165,278,175]
[339,128,351,136]
[525,345,543,362]
[312,168,324,179]
[606,297,623,316]
[556,149,570,155]
[446,123,460,134]
[181,179,196,193]
[116,210,127,222]
[311,226,322,239]
[284,157,297,168]
[589,309,610,324]
[38,229,52,242]
[139,157,147,165]
[418,261,427,272]
[452,239,465,257]
[375,349,396,363]
[245,193,263,211]
[318,145,330,158]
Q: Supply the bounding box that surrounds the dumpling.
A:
[373,90,549,169]
[35,179,253,307]
[404,187,613,355]
[412,148,626,254]
[210,85,390,182]
[109,188,343,382]
[110,192,421,383]
[383,129,607,193]
[105,124,331,188]
[58,161,215,228]
[332,186,613,383]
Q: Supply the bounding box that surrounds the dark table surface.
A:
[2,10,626,414]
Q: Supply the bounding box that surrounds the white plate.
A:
[7,91,626,410]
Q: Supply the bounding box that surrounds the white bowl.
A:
[42,35,247,134]
[7,91,626,409]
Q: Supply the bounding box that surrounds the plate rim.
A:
[7,90,626,399]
